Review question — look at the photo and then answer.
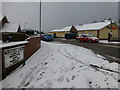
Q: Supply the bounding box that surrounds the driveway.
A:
[53,38,120,64]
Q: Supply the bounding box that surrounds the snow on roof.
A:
[0,41,29,48]
[0,15,4,21]
[75,20,113,31]
[51,26,72,32]
[51,20,114,32]
[1,23,20,32]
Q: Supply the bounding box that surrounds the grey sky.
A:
[2,2,118,33]
[42,2,118,33]
[118,2,120,23]
[2,2,40,30]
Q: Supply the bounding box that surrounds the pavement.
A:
[53,38,120,64]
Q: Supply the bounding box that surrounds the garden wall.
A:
[24,36,41,60]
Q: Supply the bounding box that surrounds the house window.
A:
[89,32,93,35]
[82,32,85,34]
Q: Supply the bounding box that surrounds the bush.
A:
[2,33,12,42]
[12,33,27,41]
[2,32,28,42]
[25,30,34,35]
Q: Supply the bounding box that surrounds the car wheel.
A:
[78,39,81,42]
[88,40,92,43]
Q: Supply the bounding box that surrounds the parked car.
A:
[76,34,99,43]
[41,34,53,41]
[65,33,77,39]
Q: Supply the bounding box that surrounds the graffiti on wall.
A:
[3,46,24,68]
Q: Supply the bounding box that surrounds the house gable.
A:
[0,15,9,30]
[17,25,22,32]
[70,25,78,33]
[1,16,9,27]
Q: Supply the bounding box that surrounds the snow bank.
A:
[1,41,119,88]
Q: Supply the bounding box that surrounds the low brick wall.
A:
[24,36,41,60]
[1,36,41,79]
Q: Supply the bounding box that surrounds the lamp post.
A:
[40,0,41,35]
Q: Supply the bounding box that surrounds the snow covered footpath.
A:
[1,41,119,88]
[99,40,120,44]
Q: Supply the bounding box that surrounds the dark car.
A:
[76,34,99,43]
[41,34,53,41]
[65,33,77,39]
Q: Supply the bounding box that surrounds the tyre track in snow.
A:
[57,45,118,88]
[54,39,120,63]
[57,45,119,88]
[58,45,86,65]
[74,45,107,60]
[58,45,120,75]
[65,46,120,75]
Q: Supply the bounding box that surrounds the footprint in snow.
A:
[66,78,69,83]
[57,75,64,82]
[24,82,30,87]
[52,58,55,60]
[117,79,120,82]
[71,67,75,71]
[89,81,100,88]
[72,75,76,80]
[44,62,48,65]
[51,54,53,56]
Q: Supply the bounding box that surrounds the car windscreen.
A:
[87,35,93,37]
[44,35,53,38]
[81,35,88,37]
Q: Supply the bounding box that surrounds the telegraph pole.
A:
[40,0,41,35]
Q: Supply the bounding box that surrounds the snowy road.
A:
[1,41,119,88]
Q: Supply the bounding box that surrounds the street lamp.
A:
[40,0,41,35]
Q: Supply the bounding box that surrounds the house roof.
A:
[0,15,4,21]
[75,20,114,31]
[1,23,20,32]
[51,26,72,32]
[51,20,114,32]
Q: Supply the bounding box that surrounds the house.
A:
[50,20,119,40]
[0,15,9,29]
[0,15,22,33]
[0,15,41,79]
[50,25,77,38]
[76,20,119,39]
[1,23,21,33]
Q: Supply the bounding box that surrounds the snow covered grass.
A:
[1,41,119,88]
